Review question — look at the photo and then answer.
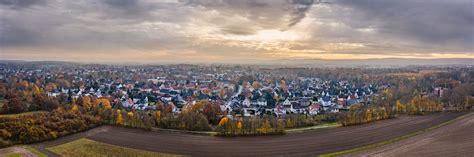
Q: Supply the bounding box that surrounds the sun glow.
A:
[253,30,301,41]
[219,29,303,42]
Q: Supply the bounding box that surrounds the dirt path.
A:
[345,112,474,157]
[0,146,39,157]
[31,112,466,157]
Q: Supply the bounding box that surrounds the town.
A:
[1,63,382,118]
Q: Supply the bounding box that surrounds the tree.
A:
[176,111,211,131]
[218,117,229,126]
[396,100,405,113]
[1,107,101,147]
[164,103,174,114]
[0,129,12,141]
[28,101,40,111]
[265,93,276,108]
[96,98,112,109]
[42,98,59,111]
[190,101,222,124]
[280,80,288,92]
[465,96,471,109]
[219,89,226,99]
[154,111,161,124]
[45,83,57,92]
[116,109,124,126]
[79,96,92,110]
[127,111,135,126]
[236,120,243,129]
[70,104,80,113]
[32,85,41,96]
[127,111,134,117]
[56,79,71,88]
[0,83,7,98]
[155,101,164,111]
[18,80,29,90]
[5,98,26,114]
[2,101,8,113]
[202,102,222,124]
[257,119,271,134]
[365,109,372,122]
[252,81,260,89]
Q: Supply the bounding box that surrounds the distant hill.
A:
[1,58,472,68]
[267,58,474,67]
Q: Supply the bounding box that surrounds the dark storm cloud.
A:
[183,0,317,33]
[286,0,315,28]
[335,0,474,50]
[104,0,138,7]
[102,0,153,18]
[0,0,44,9]
[0,0,188,50]
[220,25,259,35]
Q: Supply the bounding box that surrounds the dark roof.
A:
[322,96,331,102]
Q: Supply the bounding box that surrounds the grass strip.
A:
[286,122,341,133]
[24,145,48,157]
[319,112,473,157]
[4,153,21,157]
[0,111,49,118]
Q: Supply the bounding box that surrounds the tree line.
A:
[0,108,101,147]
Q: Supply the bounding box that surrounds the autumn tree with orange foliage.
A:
[78,96,92,110]
[191,101,222,124]
[95,98,112,109]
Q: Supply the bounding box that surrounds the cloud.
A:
[220,25,260,35]
[333,0,474,51]
[0,0,45,9]
[101,0,158,19]
[0,0,472,62]
[182,0,317,33]
[286,0,315,29]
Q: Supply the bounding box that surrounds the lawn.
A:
[47,138,181,157]
[4,153,21,157]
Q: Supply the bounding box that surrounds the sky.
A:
[0,0,473,63]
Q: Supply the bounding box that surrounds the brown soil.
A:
[32,112,467,157]
[344,112,474,157]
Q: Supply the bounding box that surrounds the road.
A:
[29,112,467,157]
